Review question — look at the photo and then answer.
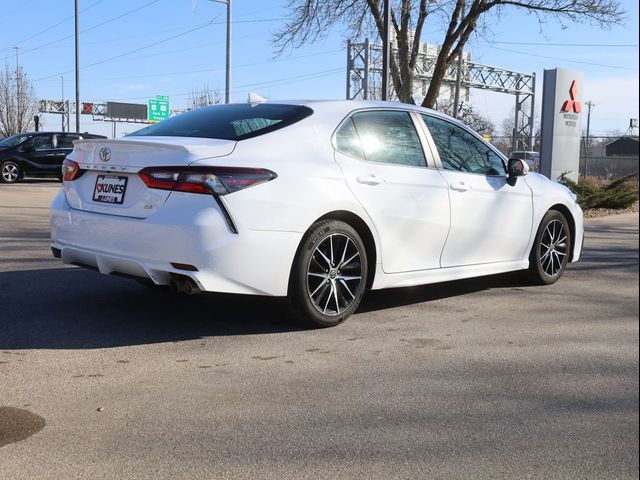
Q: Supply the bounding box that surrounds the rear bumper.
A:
[50,190,302,296]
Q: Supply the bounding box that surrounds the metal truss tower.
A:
[38,100,70,132]
[346,39,536,152]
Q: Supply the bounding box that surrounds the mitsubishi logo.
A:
[561,80,581,113]
[98,147,111,162]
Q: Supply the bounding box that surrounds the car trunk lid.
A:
[64,136,236,218]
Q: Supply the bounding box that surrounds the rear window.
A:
[128,104,313,141]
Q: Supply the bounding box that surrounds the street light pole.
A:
[14,46,21,132]
[381,0,391,101]
[585,100,594,177]
[585,101,594,157]
[210,0,232,103]
[74,0,80,133]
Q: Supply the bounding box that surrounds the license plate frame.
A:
[92,175,128,205]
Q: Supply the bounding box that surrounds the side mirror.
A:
[20,144,35,153]
[506,158,529,186]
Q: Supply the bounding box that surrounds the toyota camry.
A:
[50,100,583,327]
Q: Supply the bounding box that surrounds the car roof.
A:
[257,99,468,129]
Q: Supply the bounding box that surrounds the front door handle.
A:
[356,174,385,186]
[450,182,471,192]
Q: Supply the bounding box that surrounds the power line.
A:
[30,12,288,81]
[484,45,636,71]
[20,13,281,59]
[489,41,639,48]
[0,0,104,54]
[29,26,274,78]
[35,48,343,83]
[33,20,218,82]
[101,67,345,102]
[18,0,164,58]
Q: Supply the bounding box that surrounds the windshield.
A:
[128,104,313,141]
[0,134,31,148]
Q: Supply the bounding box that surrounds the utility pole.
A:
[14,46,20,132]
[61,75,65,132]
[225,0,231,103]
[381,0,391,101]
[210,0,232,103]
[585,101,594,177]
[453,2,465,119]
[74,0,80,133]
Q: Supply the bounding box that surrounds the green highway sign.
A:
[148,95,170,123]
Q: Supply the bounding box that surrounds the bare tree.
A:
[0,63,39,137]
[491,111,541,154]
[274,0,624,107]
[436,99,495,134]
[492,116,515,154]
[189,84,222,109]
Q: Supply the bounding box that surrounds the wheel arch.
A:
[309,210,378,289]
[548,203,577,261]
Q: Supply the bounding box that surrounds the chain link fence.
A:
[579,156,639,179]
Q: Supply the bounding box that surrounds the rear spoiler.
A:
[73,138,192,153]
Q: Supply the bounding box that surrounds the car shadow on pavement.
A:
[0,267,310,350]
[0,266,528,350]
[3,212,638,351]
[359,272,524,313]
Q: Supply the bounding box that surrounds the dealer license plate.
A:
[93,175,128,204]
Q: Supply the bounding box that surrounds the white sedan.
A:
[50,100,583,327]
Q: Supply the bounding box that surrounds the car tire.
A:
[526,210,572,285]
[288,220,368,327]
[1,161,22,184]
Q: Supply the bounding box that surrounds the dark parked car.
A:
[0,131,106,183]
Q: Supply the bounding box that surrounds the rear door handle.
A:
[356,174,385,186]
[450,182,471,192]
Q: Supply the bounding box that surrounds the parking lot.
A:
[1,181,638,479]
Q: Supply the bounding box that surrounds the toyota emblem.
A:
[98,147,111,162]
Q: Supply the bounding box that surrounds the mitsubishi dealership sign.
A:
[539,68,583,182]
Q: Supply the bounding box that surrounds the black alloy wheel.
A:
[288,220,368,327]
[527,210,572,285]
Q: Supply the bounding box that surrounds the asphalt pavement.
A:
[0,181,638,479]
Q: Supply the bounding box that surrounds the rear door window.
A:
[335,111,426,167]
[56,135,79,149]
[335,118,366,160]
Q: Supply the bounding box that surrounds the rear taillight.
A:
[61,159,82,181]
[138,167,277,195]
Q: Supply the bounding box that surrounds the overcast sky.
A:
[1,0,638,138]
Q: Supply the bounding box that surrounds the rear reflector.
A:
[170,262,199,272]
[139,167,276,196]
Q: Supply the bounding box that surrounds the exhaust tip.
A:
[182,278,202,295]
[170,276,201,295]
[169,279,181,293]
